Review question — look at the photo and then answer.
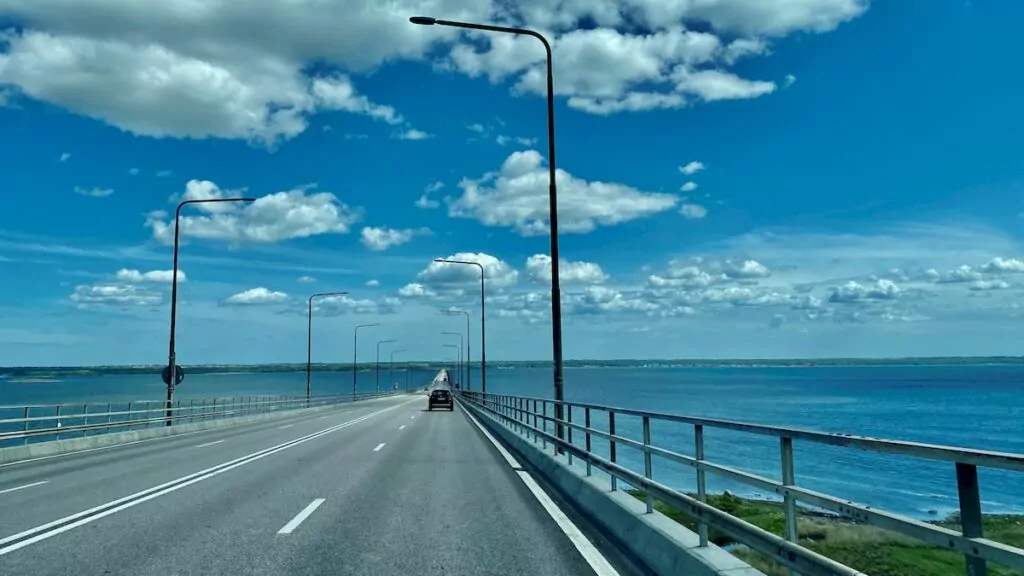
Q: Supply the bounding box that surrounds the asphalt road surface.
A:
[0,392,648,576]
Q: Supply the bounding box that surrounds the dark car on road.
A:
[428,389,453,411]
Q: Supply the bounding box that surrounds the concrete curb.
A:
[461,399,764,576]
[0,393,410,465]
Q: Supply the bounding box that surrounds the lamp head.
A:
[410,16,437,25]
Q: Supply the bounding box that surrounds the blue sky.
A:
[2,0,1024,366]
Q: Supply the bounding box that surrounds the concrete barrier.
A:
[461,399,764,576]
[0,393,411,465]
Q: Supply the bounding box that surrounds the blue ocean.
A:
[2,364,1022,519]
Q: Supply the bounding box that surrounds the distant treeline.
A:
[3,356,1024,378]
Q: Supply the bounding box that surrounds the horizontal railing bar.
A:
[0,392,403,441]
[465,392,1024,570]
[0,392,377,413]
[0,393,383,425]
[481,393,1024,472]
[463,394,866,576]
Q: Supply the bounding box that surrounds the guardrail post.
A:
[609,411,617,492]
[106,403,112,430]
[54,405,62,441]
[542,402,548,451]
[127,402,133,431]
[531,399,538,443]
[956,462,989,576]
[780,436,799,576]
[695,424,708,547]
[23,407,29,446]
[82,404,89,437]
[175,400,180,425]
[584,407,592,477]
[643,415,652,513]
[212,398,217,420]
[567,406,573,466]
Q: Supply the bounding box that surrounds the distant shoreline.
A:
[2,356,1023,379]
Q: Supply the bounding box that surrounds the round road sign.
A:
[162,365,185,386]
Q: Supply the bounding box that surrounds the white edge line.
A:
[277,498,326,534]
[462,407,620,576]
[0,398,421,555]
[373,442,386,452]
[0,481,48,495]
[279,424,294,429]
[194,440,225,449]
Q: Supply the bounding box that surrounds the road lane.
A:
[0,394,417,538]
[0,396,646,576]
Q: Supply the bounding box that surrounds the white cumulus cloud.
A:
[115,269,186,283]
[525,254,608,285]
[146,180,361,244]
[360,226,429,251]
[449,150,678,236]
[417,252,518,288]
[223,287,289,305]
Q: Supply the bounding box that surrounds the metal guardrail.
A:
[459,391,1024,576]
[0,391,405,446]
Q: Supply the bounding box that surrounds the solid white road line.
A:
[463,408,620,576]
[0,481,48,495]
[277,498,326,534]
[0,398,420,557]
[373,443,386,452]
[399,425,406,430]
[279,424,293,429]
[194,440,225,448]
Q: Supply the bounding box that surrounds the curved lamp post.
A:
[376,339,397,394]
[441,331,463,389]
[389,348,405,392]
[165,197,255,427]
[353,323,379,396]
[412,16,564,442]
[306,292,348,406]
[444,310,470,391]
[434,258,486,393]
[442,344,460,389]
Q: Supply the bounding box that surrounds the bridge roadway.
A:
[0,392,645,576]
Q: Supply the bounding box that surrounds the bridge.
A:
[1,369,1023,576]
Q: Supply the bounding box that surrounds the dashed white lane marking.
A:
[373,443,386,452]
[463,408,620,576]
[0,481,48,495]
[279,424,293,429]
[399,425,406,430]
[278,498,326,534]
[194,440,225,448]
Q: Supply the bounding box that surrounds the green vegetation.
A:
[4,356,1024,378]
[628,490,1024,576]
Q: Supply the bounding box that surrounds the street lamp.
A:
[376,339,397,394]
[441,331,463,389]
[165,197,255,426]
[353,323,379,396]
[443,310,471,391]
[412,16,565,442]
[307,291,348,406]
[389,349,405,392]
[442,344,460,389]
[434,258,487,394]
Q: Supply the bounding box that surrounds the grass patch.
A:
[627,490,1024,576]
